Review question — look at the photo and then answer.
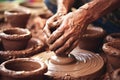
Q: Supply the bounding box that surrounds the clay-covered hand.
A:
[43,12,65,38]
[47,9,89,56]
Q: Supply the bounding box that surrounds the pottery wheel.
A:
[0,38,44,62]
[44,48,105,80]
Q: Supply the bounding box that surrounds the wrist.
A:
[57,0,74,14]
[74,7,93,24]
[57,7,68,14]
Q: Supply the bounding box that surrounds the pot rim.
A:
[105,33,120,42]
[102,41,120,57]
[0,28,32,40]
[4,8,30,16]
[0,58,47,78]
[0,38,44,60]
[82,26,105,39]
[19,2,43,9]
[112,68,120,79]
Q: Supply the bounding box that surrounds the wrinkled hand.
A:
[43,12,65,37]
[44,10,89,56]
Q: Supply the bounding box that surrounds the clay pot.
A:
[0,38,45,63]
[105,33,120,42]
[0,11,5,23]
[19,2,52,16]
[0,27,32,51]
[79,26,105,52]
[0,58,47,80]
[4,8,30,28]
[20,2,43,9]
[112,68,120,80]
[44,48,105,80]
[102,41,120,70]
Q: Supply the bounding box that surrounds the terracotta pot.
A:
[0,28,32,51]
[112,68,120,80]
[0,58,47,80]
[45,48,105,80]
[20,2,43,9]
[102,41,120,70]
[105,33,120,42]
[79,26,105,52]
[0,38,45,63]
[0,11,5,23]
[4,8,30,28]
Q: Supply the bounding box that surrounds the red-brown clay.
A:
[4,8,30,28]
[20,2,42,9]
[79,25,105,52]
[0,27,32,51]
[102,41,120,70]
[105,33,120,42]
[112,68,120,80]
[0,38,44,63]
[0,58,47,80]
[45,48,105,80]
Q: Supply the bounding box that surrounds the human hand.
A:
[43,12,65,38]
[45,9,90,56]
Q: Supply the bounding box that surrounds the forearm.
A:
[57,0,74,14]
[75,0,120,24]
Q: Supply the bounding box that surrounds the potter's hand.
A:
[48,9,89,56]
[43,12,65,37]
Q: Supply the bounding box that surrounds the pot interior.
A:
[4,60,41,71]
[20,2,42,9]
[8,10,25,14]
[3,29,26,35]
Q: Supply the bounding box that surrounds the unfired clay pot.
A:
[19,2,44,16]
[20,2,42,9]
[4,8,30,28]
[0,38,44,63]
[44,48,105,80]
[0,58,47,80]
[105,33,120,42]
[102,41,120,70]
[0,27,32,50]
[112,68,120,80]
[79,26,105,52]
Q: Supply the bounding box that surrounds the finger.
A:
[64,39,79,55]
[48,27,64,44]
[52,19,63,28]
[49,33,70,51]
[47,16,58,27]
[54,37,75,55]
[43,24,51,38]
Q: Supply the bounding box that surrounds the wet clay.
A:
[0,58,47,80]
[103,41,120,70]
[45,48,105,80]
[0,28,32,50]
[20,2,43,9]
[4,8,30,28]
[79,25,105,52]
[112,68,120,80]
[0,38,44,63]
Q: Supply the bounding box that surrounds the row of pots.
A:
[0,1,52,26]
[78,25,120,80]
[0,24,119,80]
[103,33,120,80]
[0,25,105,80]
[0,27,45,63]
[0,27,48,80]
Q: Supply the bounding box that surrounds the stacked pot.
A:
[102,33,120,80]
